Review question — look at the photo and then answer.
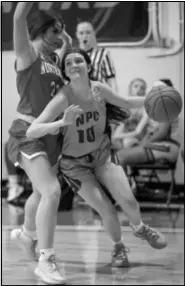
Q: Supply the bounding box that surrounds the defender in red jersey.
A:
[8,3,72,284]
[26,48,167,269]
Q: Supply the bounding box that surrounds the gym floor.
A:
[1,199,184,285]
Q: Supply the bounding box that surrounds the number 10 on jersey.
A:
[77,126,95,143]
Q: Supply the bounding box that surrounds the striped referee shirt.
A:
[87,47,116,83]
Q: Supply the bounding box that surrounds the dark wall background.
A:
[1,1,149,50]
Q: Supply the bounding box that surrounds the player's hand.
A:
[62,105,83,125]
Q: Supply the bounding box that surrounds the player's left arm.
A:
[98,82,145,110]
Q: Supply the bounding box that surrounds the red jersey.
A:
[16,53,64,117]
[8,53,64,166]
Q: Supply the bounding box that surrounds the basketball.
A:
[144,85,182,122]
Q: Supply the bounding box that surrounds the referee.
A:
[76,20,118,93]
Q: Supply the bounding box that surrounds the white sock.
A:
[113,239,123,247]
[22,225,37,240]
[39,248,55,261]
[130,221,144,231]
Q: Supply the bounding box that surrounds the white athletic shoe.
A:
[10,228,37,260]
[35,255,66,285]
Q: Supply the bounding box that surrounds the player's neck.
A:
[70,77,92,101]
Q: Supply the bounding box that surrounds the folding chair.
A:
[129,160,177,206]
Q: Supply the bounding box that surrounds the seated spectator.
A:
[116,79,181,168]
[111,78,149,150]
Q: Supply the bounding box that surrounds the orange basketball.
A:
[144,85,182,122]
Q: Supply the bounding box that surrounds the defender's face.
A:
[43,21,63,53]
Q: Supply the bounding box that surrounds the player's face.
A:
[76,23,96,51]
[64,53,89,80]
[42,21,63,53]
[130,80,146,97]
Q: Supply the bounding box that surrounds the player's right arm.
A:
[13,2,37,71]
[26,89,83,139]
[26,90,68,139]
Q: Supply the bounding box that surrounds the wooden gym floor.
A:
[1,200,184,285]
